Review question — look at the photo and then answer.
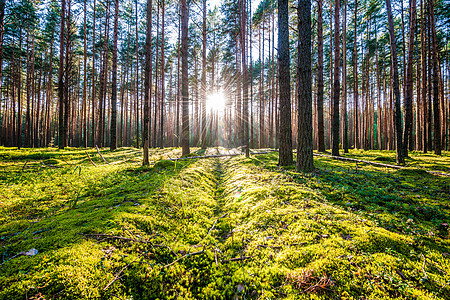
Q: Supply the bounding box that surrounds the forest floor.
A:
[0,146,449,300]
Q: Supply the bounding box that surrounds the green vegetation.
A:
[0,147,449,299]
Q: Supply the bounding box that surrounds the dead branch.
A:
[83,233,178,257]
[221,256,254,263]
[96,145,110,164]
[40,162,63,168]
[421,254,428,280]
[207,213,228,237]
[104,255,142,291]
[161,250,204,269]
[85,151,97,167]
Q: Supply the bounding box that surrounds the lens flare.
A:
[206,91,226,112]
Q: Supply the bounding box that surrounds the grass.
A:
[0,147,449,299]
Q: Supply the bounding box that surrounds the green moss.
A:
[0,147,449,299]
[154,159,176,169]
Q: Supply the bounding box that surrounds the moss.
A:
[0,148,449,299]
[154,159,176,169]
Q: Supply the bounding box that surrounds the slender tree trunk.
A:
[297,0,314,172]
[143,0,152,165]
[239,0,249,157]
[82,0,88,147]
[278,0,293,165]
[64,0,72,147]
[159,0,165,149]
[421,0,427,152]
[353,0,358,149]
[58,0,66,149]
[317,0,325,152]
[386,0,405,164]
[0,0,5,113]
[181,0,190,156]
[25,31,31,147]
[201,0,207,149]
[429,0,441,155]
[91,0,96,147]
[110,0,119,150]
[403,0,416,157]
[331,0,340,156]
[342,0,348,153]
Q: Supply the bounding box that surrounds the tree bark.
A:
[277,0,293,165]
[331,0,340,156]
[297,0,314,172]
[201,0,207,149]
[403,0,416,157]
[385,0,405,164]
[353,0,358,149]
[180,0,190,156]
[110,0,119,150]
[429,0,441,155]
[317,0,325,152]
[342,0,348,153]
[58,0,66,149]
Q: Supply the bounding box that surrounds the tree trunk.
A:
[58,0,66,149]
[277,0,293,165]
[110,0,119,150]
[143,0,152,165]
[317,0,325,152]
[331,0,340,156]
[240,0,249,157]
[385,0,405,164]
[353,0,358,149]
[181,0,190,156]
[403,0,416,157]
[201,0,207,149]
[342,0,348,153]
[297,0,314,172]
[159,0,165,149]
[429,0,441,155]
[82,0,88,147]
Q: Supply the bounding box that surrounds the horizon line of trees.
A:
[0,0,448,171]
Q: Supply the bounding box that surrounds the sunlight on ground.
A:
[206,90,226,112]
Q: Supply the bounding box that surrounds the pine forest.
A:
[0,0,449,298]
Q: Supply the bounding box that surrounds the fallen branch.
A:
[161,250,204,269]
[104,255,142,291]
[83,233,148,243]
[221,256,254,263]
[421,254,428,280]
[96,145,110,164]
[207,213,228,237]
[85,151,97,167]
[83,233,178,257]
[40,162,63,168]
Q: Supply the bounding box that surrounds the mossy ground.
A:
[0,147,449,299]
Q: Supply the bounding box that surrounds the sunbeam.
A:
[206,90,226,112]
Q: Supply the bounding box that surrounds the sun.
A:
[206,90,226,112]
